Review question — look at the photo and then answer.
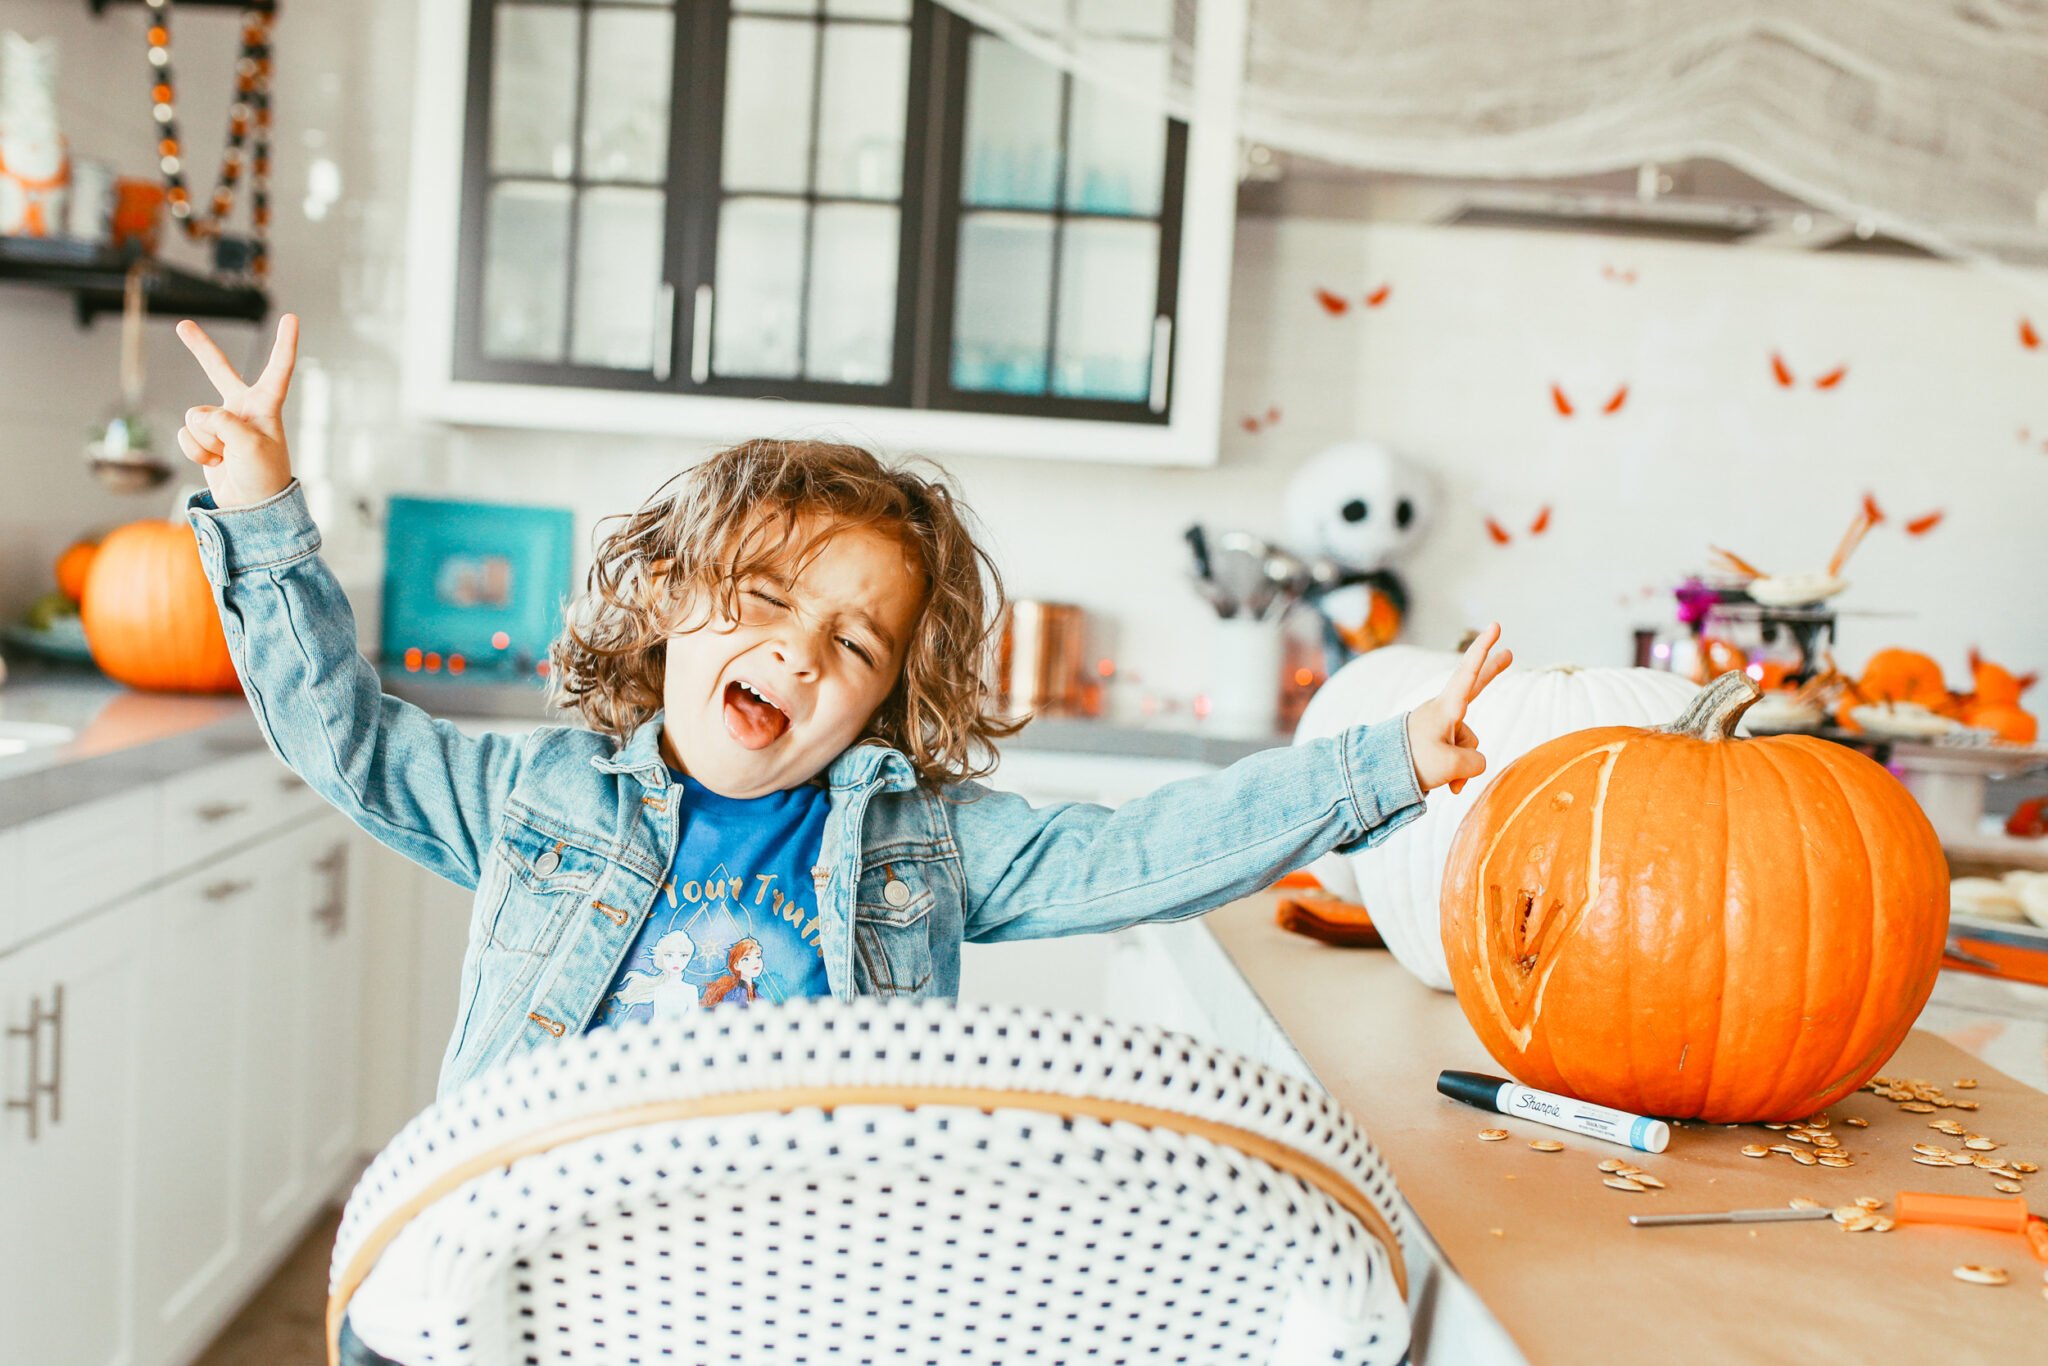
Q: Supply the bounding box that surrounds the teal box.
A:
[381,496,574,674]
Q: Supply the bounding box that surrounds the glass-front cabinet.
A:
[412,0,1242,463]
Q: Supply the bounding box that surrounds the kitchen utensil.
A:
[1211,531,1272,619]
[1635,1191,2048,1260]
[86,263,173,494]
[1943,940,2001,972]
[998,600,1088,719]
[1187,572,1235,618]
[1184,524,1213,583]
[1261,547,1311,620]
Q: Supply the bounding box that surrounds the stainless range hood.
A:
[1238,150,1937,257]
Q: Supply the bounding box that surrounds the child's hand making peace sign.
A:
[1406,622,1513,795]
[174,313,301,509]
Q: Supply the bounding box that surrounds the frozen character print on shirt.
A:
[702,937,764,1009]
[605,928,703,1024]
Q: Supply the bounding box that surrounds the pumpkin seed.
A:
[1913,1155,1954,1167]
[1995,1181,2024,1194]
[1790,1149,1819,1166]
[1598,1158,1630,1173]
[1788,1197,1824,1210]
[1784,1131,1815,1145]
[1762,1123,1789,1131]
[1770,1143,1799,1155]
[1900,1102,1937,1113]
[1529,1139,1565,1152]
[1955,1078,1978,1089]
[1741,1144,1772,1158]
[1631,1173,1666,1189]
[1964,1137,1997,1151]
[1817,1154,1854,1168]
[1478,1129,1510,1141]
[1804,1116,1832,1129]
[1832,1205,1864,1224]
[1955,1100,1980,1111]
[1915,1143,1951,1157]
[1953,1265,2008,1286]
[1933,1121,1966,1136]
[1603,1176,1646,1192]
[1843,1116,1870,1128]
[1812,1135,1842,1149]
[1855,1197,1884,1210]
[2015,1162,2040,1174]
[1870,1217,1895,1232]
[1844,1213,1882,1233]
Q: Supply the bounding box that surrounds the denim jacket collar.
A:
[589,713,920,796]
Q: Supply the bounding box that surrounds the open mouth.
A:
[722,678,791,750]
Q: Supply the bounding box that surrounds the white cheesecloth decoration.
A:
[936,0,2048,271]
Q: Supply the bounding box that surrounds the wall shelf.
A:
[0,237,268,327]
[87,1,276,13]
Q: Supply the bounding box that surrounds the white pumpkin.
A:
[1297,657,1699,990]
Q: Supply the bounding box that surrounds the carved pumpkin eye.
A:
[1396,498,1416,529]
[1341,499,1369,523]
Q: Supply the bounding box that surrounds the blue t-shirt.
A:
[589,774,832,1030]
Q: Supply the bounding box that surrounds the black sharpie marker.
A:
[1437,1070,1671,1153]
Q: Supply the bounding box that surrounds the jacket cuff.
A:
[1335,713,1425,850]
[185,481,320,588]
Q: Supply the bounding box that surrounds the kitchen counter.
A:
[1163,896,2047,1364]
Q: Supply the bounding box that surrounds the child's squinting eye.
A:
[746,588,787,610]
[839,637,874,666]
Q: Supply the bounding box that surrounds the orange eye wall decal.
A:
[1551,384,1628,417]
[1904,510,1944,536]
[1314,287,1349,316]
[1487,508,1554,545]
[1771,353,1848,389]
[1239,405,1283,434]
[2023,317,2040,349]
[1364,284,1392,307]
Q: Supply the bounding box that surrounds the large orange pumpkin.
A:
[1441,671,1947,1123]
[80,519,241,694]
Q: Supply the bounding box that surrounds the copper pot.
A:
[997,601,1087,719]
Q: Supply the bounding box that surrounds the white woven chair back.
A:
[331,1000,1415,1365]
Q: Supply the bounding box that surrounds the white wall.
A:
[4,0,2043,704]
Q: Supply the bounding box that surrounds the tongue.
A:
[723,681,790,749]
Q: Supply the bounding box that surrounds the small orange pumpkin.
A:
[1442,671,1948,1123]
[54,539,99,603]
[80,519,240,694]
[1858,647,1950,712]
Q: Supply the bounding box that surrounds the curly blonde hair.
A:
[550,439,1020,788]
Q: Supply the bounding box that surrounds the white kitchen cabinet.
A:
[0,749,369,1366]
[403,0,1244,464]
[0,904,148,1366]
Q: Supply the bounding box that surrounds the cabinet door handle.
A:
[5,987,61,1142]
[651,280,677,382]
[1148,314,1173,414]
[277,774,303,793]
[689,283,714,385]
[202,878,254,902]
[313,842,349,937]
[196,801,247,824]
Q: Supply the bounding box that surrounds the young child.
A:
[179,316,1507,1340]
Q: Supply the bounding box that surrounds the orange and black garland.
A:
[143,0,273,283]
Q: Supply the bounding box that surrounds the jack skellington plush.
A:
[1282,440,1434,668]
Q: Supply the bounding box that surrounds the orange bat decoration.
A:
[2023,317,2040,349]
[1905,510,1944,536]
[1315,287,1349,316]
[1550,384,1574,417]
[1485,517,1512,546]
[1771,353,1795,387]
[1365,284,1391,307]
[1602,385,1628,414]
[1528,505,1552,535]
[1813,366,1848,389]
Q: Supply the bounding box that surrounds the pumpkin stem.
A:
[1666,670,1763,741]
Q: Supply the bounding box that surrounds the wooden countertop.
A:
[1202,895,2047,1364]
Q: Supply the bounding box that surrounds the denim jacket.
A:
[187,483,1427,1097]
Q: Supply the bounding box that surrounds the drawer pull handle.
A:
[5,986,62,1143]
[202,878,254,902]
[196,801,247,824]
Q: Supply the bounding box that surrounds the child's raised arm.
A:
[174,316,524,889]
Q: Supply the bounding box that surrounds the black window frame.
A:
[451,0,1187,425]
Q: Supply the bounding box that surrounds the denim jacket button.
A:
[535,849,561,876]
[884,878,911,908]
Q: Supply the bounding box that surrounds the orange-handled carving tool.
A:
[1636,1191,2048,1260]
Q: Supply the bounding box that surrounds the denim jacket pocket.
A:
[489,819,610,955]
[852,859,936,995]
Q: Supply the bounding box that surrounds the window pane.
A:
[714,198,807,378]
[490,4,580,179]
[571,187,667,370]
[952,212,1054,394]
[581,7,674,182]
[721,17,817,193]
[814,23,909,199]
[961,35,1064,210]
[826,0,911,18]
[1063,41,1167,216]
[806,204,898,385]
[482,182,574,362]
[1052,218,1158,401]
